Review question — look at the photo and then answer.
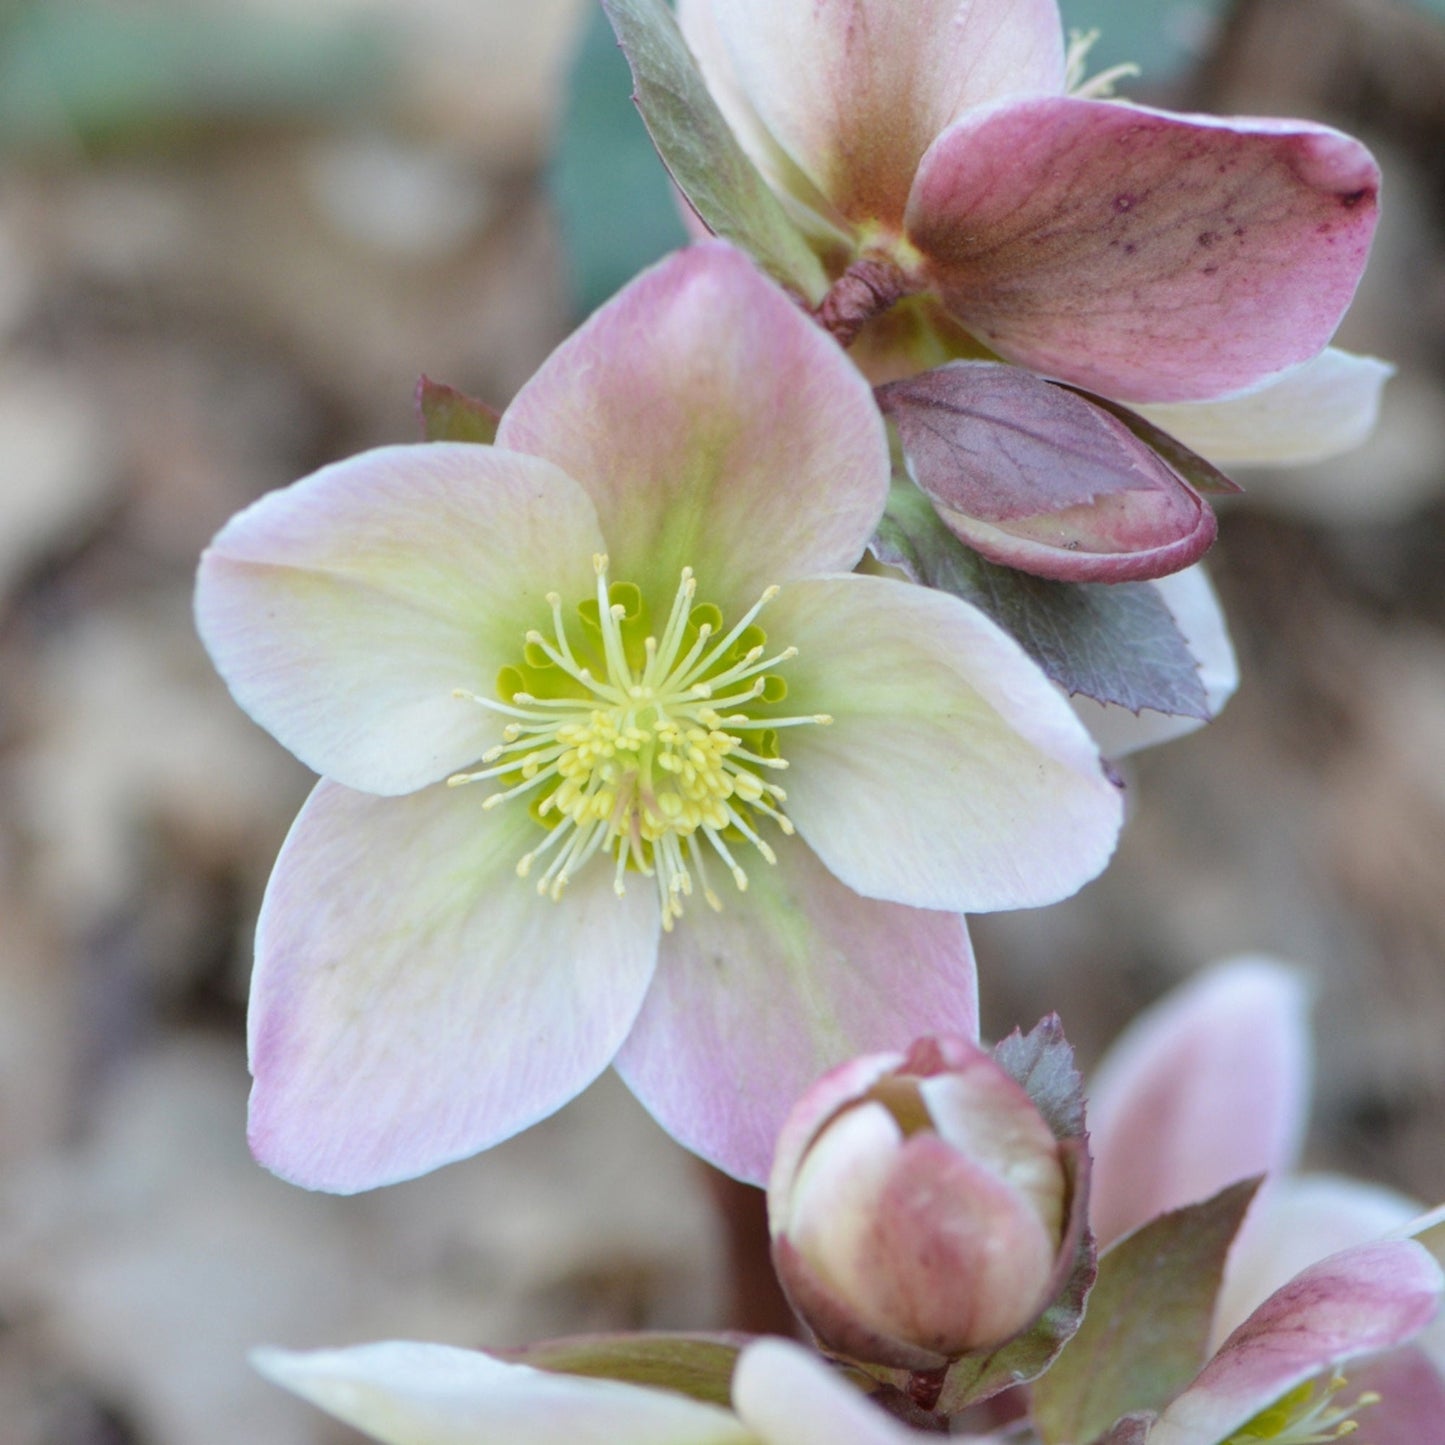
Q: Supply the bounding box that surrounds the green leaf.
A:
[598,0,830,303]
[872,477,1209,718]
[416,376,500,444]
[993,1015,1087,1142]
[550,4,690,315]
[498,1332,746,1408]
[1031,1179,1262,1445]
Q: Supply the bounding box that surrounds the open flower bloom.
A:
[1086,957,1445,1440]
[196,242,1122,1193]
[678,0,1384,457]
[253,1336,933,1444]
[1143,1238,1443,1445]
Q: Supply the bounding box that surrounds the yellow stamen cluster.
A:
[450,557,829,929]
[1228,1373,1380,1444]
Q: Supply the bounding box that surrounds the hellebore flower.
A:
[768,1037,1075,1370]
[1083,957,1445,1442]
[677,0,1381,409]
[253,1336,937,1445]
[1139,1238,1443,1445]
[196,242,1122,1193]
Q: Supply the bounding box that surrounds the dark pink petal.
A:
[614,840,976,1185]
[248,781,659,1192]
[907,98,1380,403]
[1086,957,1310,1248]
[1149,1240,1444,1445]
[879,363,1217,582]
[498,243,888,619]
[691,0,1064,226]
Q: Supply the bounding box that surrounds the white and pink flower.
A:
[196,242,1121,1194]
[677,0,1387,465]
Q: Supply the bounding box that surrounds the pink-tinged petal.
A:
[497,244,887,615]
[1087,957,1311,1249]
[1149,1240,1444,1445]
[614,839,976,1184]
[252,1342,755,1445]
[1216,1174,1423,1345]
[767,573,1122,913]
[1335,1348,1445,1445]
[768,1053,904,1230]
[699,0,1064,226]
[676,0,855,253]
[196,443,603,796]
[907,98,1380,403]
[248,780,659,1192]
[1138,349,1393,466]
[1071,565,1238,759]
[732,1338,922,1445]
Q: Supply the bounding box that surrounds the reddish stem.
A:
[815,256,913,347]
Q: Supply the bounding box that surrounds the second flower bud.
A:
[769,1036,1070,1371]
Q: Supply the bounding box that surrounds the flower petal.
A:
[1148,1240,1444,1445]
[196,443,604,795]
[766,573,1122,912]
[1137,349,1393,466]
[1215,1173,1423,1346]
[693,0,1064,226]
[497,243,887,615]
[732,1338,922,1445]
[252,1341,755,1445]
[676,0,855,252]
[248,780,660,1192]
[1086,957,1311,1249]
[614,838,976,1184]
[1070,564,1238,759]
[907,98,1380,403]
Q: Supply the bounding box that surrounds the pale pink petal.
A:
[614,839,976,1184]
[699,0,1064,225]
[248,780,659,1192]
[768,1053,903,1230]
[732,1338,923,1445]
[1149,1241,1444,1445]
[676,0,855,251]
[766,573,1122,912]
[1087,957,1311,1249]
[252,1342,754,1445]
[497,244,887,617]
[907,99,1380,403]
[1071,565,1238,759]
[1216,1174,1423,1345]
[1138,350,1393,466]
[1336,1348,1445,1445]
[195,443,604,795]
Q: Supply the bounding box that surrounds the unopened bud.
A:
[769,1037,1068,1370]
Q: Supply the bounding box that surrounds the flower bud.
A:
[769,1037,1069,1371]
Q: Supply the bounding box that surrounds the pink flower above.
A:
[195,243,1122,1193]
[679,0,1380,405]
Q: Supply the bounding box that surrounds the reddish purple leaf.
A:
[877,363,1216,583]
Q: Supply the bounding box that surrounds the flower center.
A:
[451,556,828,930]
[1226,1374,1380,1444]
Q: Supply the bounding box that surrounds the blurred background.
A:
[1,0,1444,1439]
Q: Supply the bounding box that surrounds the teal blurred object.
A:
[1057,0,1227,83]
[550,3,688,317]
[0,2,389,154]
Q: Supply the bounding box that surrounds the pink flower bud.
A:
[769,1037,1069,1371]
